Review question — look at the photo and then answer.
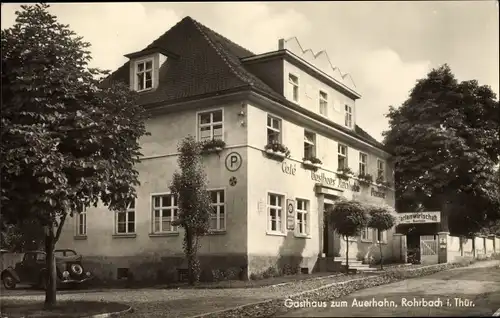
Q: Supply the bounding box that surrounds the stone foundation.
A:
[82,253,248,284]
[247,254,318,277]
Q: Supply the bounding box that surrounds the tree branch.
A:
[54,213,67,242]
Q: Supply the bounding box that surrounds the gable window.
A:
[359,152,368,175]
[209,189,225,231]
[296,199,309,236]
[267,193,284,233]
[135,59,153,91]
[319,91,328,116]
[75,206,86,236]
[198,110,223,142]
[377,160,385,180]
[115,200,135,235]
[345,104,353,128]
[152,194,178,233]
[338,144,348,170]
[304,131,316,160]
[267,115,281,144]
[289,74,299,102]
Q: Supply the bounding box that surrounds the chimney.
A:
[278,38,285,50]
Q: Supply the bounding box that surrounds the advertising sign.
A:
[286,199,295,230]
[398,211,441,224]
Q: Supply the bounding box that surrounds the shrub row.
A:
[191,260,489,318]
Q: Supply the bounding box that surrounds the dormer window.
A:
[135,59,153,91]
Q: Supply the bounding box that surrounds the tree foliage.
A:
[1,4,147,306]
[0,219,45,252]
[170,136,211,285]
[326,200,368,271]
[367,205,396,269]
[383,64,500,235]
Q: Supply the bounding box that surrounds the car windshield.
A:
[55,250,77,257]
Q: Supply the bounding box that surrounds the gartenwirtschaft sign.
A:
[397,211,441,224]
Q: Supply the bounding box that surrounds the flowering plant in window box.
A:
[200,139,226,154]
[337,167,353,180]
[375,175,392,188]
[302,156,322,169]
[264,142,290,160]
[357,173,373,186]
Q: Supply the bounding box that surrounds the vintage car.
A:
[1,249,93,289]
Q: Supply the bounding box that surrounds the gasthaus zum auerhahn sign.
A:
[397,211,441,224]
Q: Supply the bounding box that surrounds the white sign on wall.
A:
[397,211,441,224]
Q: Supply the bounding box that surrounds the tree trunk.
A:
[344,235,349,273]
[185,229,194,285]
[44,228,57,308]
[440,195,450,233]
[379,242,384,270]
[459,236,464,256]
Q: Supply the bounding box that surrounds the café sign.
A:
[397,211,441,224]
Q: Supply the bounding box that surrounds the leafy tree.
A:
[170,136,211,285]
[367,205,396,269]
[383,64,500,236]
[1,219,45,252]
[326,200,368,272]
[1,4,147,307]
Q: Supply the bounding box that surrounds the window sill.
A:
[376,241,388,245]
[149,232,179,237]
[74,235,87,240]
[207,230,227,235]
[112,233,137,239]
[136,87,153,93]
[361,239,373,243]
[294,233,311,239]
[266,231,287,237]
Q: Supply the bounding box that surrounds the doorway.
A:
[323,203,334,257]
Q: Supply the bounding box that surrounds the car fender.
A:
[1,267,21,283]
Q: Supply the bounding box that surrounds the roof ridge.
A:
[188,16,255,56]
[190,18,254,87]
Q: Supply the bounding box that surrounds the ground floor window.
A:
[268,193,284,233]
[296,199,309,236]
[115,200,135,234]
[208,189,225,231]
[75,205,87,236]
[151,194,178,233]
[361,227,371,241]
[376,229,387,243]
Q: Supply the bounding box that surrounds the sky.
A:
[1,2,498,142]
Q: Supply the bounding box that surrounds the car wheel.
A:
[2,273,17,290]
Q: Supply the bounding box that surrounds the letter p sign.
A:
[225,152,243,172]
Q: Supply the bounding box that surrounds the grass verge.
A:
[0,300,130,318]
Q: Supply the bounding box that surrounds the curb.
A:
[83,305,133,318]
[493,308,500,317]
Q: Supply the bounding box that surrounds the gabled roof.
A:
[103,16,387,152]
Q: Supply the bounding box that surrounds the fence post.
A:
[437,232,449,264]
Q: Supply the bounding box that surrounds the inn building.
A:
[57,16,397,281]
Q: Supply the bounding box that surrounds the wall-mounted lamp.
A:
[238,103,246,117]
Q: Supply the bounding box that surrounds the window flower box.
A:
[302,156,322,170]
[200,139,226,154]
[375,175,392,188]
[264,142,290,160]
[357,173,373,187]
[337,167,353,180]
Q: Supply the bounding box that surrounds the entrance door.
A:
[323,203,334,257]
[420,235,438,265]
